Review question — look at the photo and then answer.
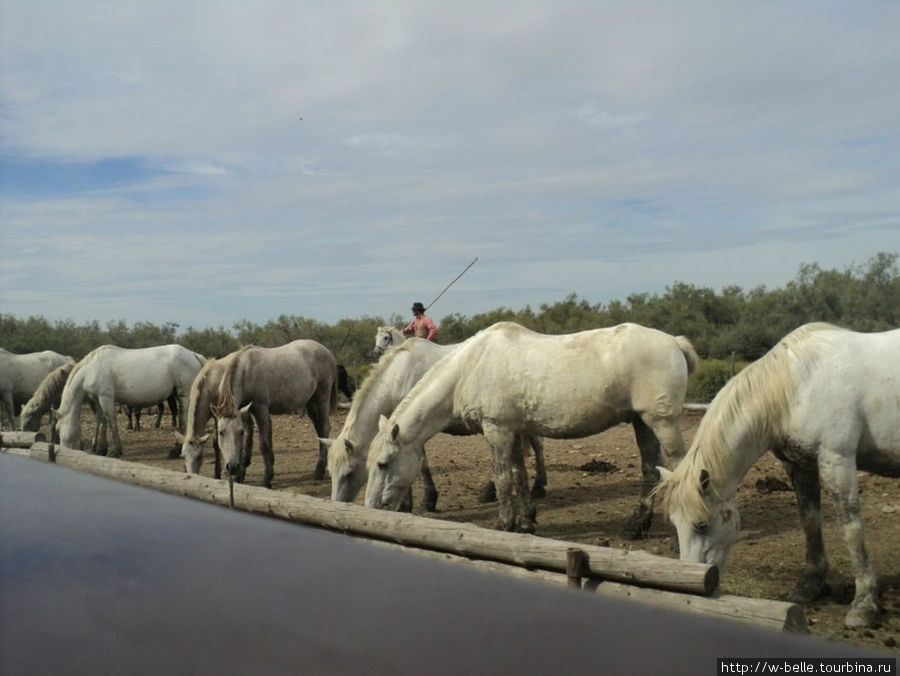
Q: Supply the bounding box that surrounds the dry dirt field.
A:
[71,405,899,654]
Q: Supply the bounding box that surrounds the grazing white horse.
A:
[176,356,254,480]
[18,358,77,431]
[213,340,337,488]
[54,345,204,457]
[325,338,547,512]
[366,322,697,535]
[373,326,406,356]
[0,349,70,429]
[658,323,900,628]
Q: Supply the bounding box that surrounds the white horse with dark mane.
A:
[657,323,900,628]
[0,349,70,429]
[326,337,547,512]
[54,344,204,457]
[366,322,698,535]
[373,326,406,356]
[213,340,337,488]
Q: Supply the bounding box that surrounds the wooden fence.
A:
[1,430,807,633]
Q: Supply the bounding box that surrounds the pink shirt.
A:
[403,315,438,340]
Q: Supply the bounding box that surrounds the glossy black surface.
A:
[0,454,879,675]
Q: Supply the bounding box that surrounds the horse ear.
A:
[391,424,400,442]
[378,414,390,432]
[239,402,252,416]
[699,469,711,495]
[318,437,334,449]
[657,466,673,481]
[199,433,210,444]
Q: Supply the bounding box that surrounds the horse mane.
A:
[217,346,253,416]
[21,358,76,417]
[660,323,844,522]
[344,342,410,432]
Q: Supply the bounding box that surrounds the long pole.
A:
[425,257,478,312]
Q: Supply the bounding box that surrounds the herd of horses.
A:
[1,321,897,628]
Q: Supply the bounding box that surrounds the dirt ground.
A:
[71,405,898,654]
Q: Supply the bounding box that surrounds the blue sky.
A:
[1,1,898,330]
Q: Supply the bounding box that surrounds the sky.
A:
[1,1,898,331]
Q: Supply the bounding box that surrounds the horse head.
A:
[325,434,368,502]
[176,429,211,474]
[51,405,81,450]
[214,402,253,480]
[364,415,421,510]
[658,466,740,572]
[373,327,399,357]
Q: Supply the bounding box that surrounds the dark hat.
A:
[411,302,425,313]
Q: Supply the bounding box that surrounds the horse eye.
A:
[377,460,389,470]
[693,522,709,535]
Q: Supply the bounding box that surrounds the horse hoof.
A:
[530,484,546,499]
[478,481,497,503]
[788,577,830,604]
[421,490,438,513]
[844,603,879,628]
[621,517,648,540]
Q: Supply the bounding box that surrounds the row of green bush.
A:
[1,252,895,402]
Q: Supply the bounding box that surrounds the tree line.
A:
[2,251,896,401]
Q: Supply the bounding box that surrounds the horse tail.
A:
[675,336,700,377]
[329,366,339,414]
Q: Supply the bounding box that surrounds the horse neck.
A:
[392,366,457,447]
[57,362,87,418]
[185,379,214,439]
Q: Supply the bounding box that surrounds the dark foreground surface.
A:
[0,454,890,675]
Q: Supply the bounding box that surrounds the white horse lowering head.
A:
[176,430,211,474]
[52,405,81,449]
[215,402,251,480]
[365,415,422,510]
[658,466,740,572]
[325,435,368,502]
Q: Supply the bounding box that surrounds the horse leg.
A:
[478,435,545,503]
[529,436,547,498]
[818,450,880,628]
[241,410,254,469]
[306,397,331,481]
[256,409,274,489]
[623,416,664,540]
[419,446,439,512]
[154,402,164,428]
[100,396,122,458]
[484,424,535,533]
[781,460,830,604]
[213,434,223,480]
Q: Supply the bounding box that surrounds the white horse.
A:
[54,344,204,457]
[213,340,337,488]
[373,326,406,356]
[366,322,698,535]
[0,349,70,429]
[18,357,76,432]
[176,356,254,480]
[325,338,547,511]
[657,323,900,628]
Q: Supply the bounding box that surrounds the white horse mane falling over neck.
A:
[658,322,900,629]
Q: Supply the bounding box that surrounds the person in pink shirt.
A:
[403,302,438,341]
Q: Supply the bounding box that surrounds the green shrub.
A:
[687,358,747,403]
